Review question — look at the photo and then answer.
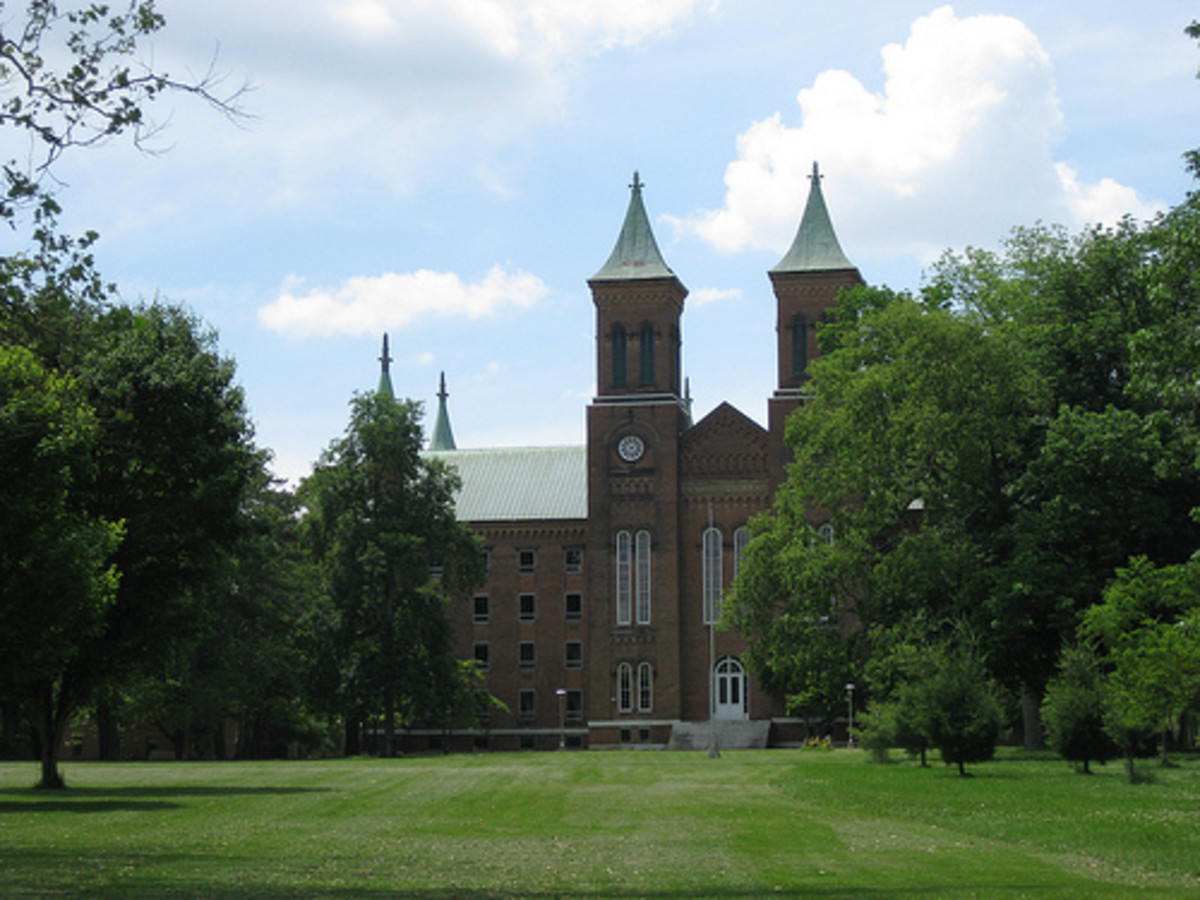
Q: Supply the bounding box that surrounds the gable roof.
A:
[682,402,770,478]
[423,445,587,522]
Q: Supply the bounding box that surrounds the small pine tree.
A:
[916,639,1005,776]
[1041,644,1115,773]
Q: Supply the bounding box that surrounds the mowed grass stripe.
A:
[0,750,1196,898]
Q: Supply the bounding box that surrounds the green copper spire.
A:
[591,171,676,281]
[771,162,855,273]
[430,371,456,451]
[377,334,395,399]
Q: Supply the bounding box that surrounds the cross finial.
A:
[631,170,643,192]
[810,161,821,182]
[437,371,448,401]
[379,333,393,373]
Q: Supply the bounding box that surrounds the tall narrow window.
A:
[639,322,655,386]
[791,315,809,380]
[612,324,628,388]
[703,526,723,625]
[635,529,652,624]
[637,662,653,712]
[733,527,750,580]
[617,663,633,713]
[615,531,632,625]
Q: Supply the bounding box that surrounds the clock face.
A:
[617,434,645,463]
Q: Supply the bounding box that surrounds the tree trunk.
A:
[1021,690,1043,749]
[97,702,121,761]
[1124,749,1137,783]
[383,694,396,758]
[957,759,966,777]
[34,683,66,790]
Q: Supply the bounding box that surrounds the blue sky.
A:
[12,1,1200,484]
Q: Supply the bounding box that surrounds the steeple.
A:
[430,371,457,451]
[377,333,395,399]
[771,162,856,274]
[590,172,678,283]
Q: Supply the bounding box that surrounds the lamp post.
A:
[556,688,567,749]
[845,683,856,748]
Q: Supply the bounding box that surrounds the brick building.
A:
[413,164,861,751]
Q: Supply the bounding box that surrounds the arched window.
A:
[635,529,652,624]
[615,531,632,625]
[617,663,633,713]
[637,662,654,712]
[733,526,750,579]
[818,523,835,545]
[703,526,723,625]
[791,315,809,380]
[612,324,628,388]
[639,322,655,386]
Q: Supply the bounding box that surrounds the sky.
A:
[8,1,1200,485]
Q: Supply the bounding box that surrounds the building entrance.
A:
[713,657,748,720]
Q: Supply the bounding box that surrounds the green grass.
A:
[1,749,1197,898]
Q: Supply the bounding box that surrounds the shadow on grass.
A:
[0,785,335,798]
[0,784,335,814]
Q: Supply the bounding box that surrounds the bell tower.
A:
[767,162,862,484]
[585,173,689,736]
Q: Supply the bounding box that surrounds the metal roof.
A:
[771,162,856,274]
[590,172,678,282]
[423,445,587,522]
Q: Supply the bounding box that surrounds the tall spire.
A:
[771,162,855,273]
[377,334,395,399]
[430,371,456,451]
[590,171,677,282]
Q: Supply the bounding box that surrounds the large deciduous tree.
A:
[0,344,121,787]
[1,2,254,785]
[731,166,1200,741]
[301,391,484,757]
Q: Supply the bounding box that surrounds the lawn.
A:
[0,749,1197,898]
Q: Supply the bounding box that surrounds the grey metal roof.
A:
[590,172,677,282]
[771,162,856,274]
[423,445,587,522]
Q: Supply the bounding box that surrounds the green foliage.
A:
[914,637,1006,776]
[733,181,1200,734]
[300,391,485,752]
[1077,557,1200,780]
[1041,644,1116,773]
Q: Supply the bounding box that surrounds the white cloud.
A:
[155,1,711,206]
[677,5,1162,268]
[258,265,549,338]
[690,286,743,306]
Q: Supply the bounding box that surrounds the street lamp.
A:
[845,683,856,748]
[556,688,567,749]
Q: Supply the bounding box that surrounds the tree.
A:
[301,391,484,757]
[1079,558,1200,777]
[728,287,1032,723]
[913,637,1006,777]
[732,192,1200,743]
[1,305,259,785]
[1040,644,1115,773]
[0,344,122,787]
